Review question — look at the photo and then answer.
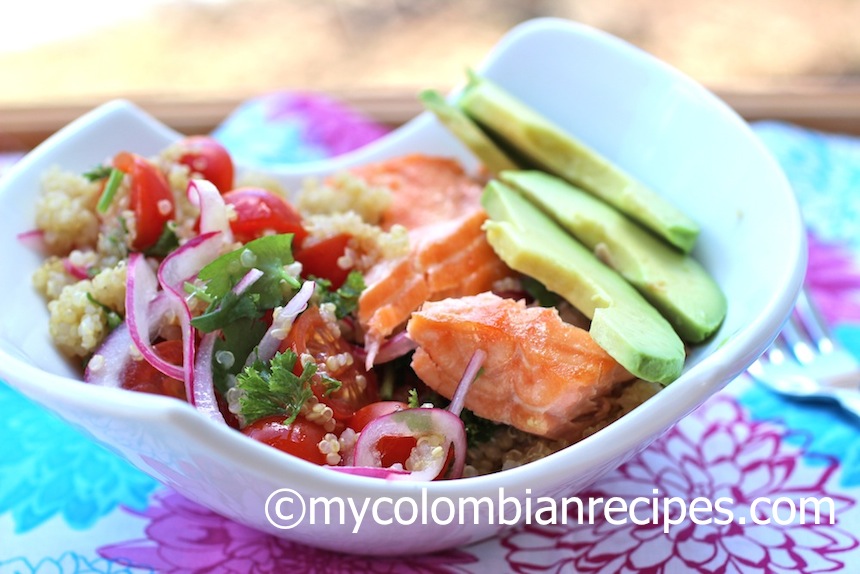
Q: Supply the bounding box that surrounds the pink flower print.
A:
[805,232,860,324]
[502,398,858,574]
[99,489,477,574]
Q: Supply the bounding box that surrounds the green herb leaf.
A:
[143,222,180,258]
[236,349,341,427]
[407,388,420,409]
[521,275,560,307]
[86,292,123,330]
[96,168,125,214]
[192,234,301,334]
[83,165,113,182]
[236,349,316,426]
[460,408,499,447]
[316,270,365,319]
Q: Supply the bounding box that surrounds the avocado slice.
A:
[481,180,685,384]
[460,73,700,253]
[420,89,520,175]
[501,170,726,343]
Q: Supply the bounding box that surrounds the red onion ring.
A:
[187,179,233,242]
[126,252,184,381]
[62,257,89,280]
[250,280,315,367]
[16,229,46,252]
[233,267,264,296]
[192,331,226,424]
[331,466,411,479]
[352,408,467,481]
[447,349,486,418]
[84,321,134,387]
[157,231,224,405]
[353,331,418,367]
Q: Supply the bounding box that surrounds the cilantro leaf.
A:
[236,349,316,426]
[83,165,113,182]
[191,234,301,333]
[86,292,123,330]
[460,408,500,447]
[144,222,180,258]
[197,234,299,305]
[521,275,560,307]
[212,317,268,395]
[316,270,365,319]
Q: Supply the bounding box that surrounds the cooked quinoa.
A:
[297,172,392,225]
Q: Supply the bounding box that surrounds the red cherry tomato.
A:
[241,415,328,465]
[282,306,378,421]
[120,339,185,400]
[175,135,234,193]
[349,401,415,467]
[114,152,175,251]
[222,187,308,245]
[348,401,409,431]
[294,233,352,289]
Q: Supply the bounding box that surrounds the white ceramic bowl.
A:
[0,18,804,555]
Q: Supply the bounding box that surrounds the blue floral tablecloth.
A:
[2,93,860,573]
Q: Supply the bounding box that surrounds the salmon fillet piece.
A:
[349,154,484,230]
[406,292,633,441]
[357,210,512,359]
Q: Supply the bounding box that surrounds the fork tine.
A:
[780,311,816,364]
[765,332,791,365]
[794,289,835,354]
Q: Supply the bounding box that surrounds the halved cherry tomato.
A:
[348,401,409,431]
[294,233,352,288]
[114,152,175,251]
[349,401,415,467]
[241,415,328,465]
[223,187,308,245]
[175,135,234,193]
[120,339,185,400]
[282,306,378,421]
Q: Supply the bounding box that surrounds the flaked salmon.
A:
[406,292,634,441]
[349,154,484,230]
[357,210,512,364]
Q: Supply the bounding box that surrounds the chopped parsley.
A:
[407,388,420,409]
[235,349,337,426]
[315,270,365,319]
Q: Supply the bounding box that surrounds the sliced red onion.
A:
[233,267,264,296]
[331,466,411,479]
[353,408,467,481]
[193,331,226,425]
[353,331,418,367]
[156,231,225,406]
[84,321,134,387]
[187,178,233,242]
[250,280,316,367]
[447,349,486,418]
[16,229,46,252]
[126,252,184,381]
[157,231,223,298]
[62,257,89,280]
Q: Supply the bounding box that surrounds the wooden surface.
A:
[2,84,860,152]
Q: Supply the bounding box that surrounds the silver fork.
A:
[747,288,860,419]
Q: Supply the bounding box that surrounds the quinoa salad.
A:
[28,77,723,481]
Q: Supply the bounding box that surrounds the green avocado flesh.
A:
[500,170,727,343]
[460,74,700,253]
[420,89,519,175]
[481,180,686,385]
